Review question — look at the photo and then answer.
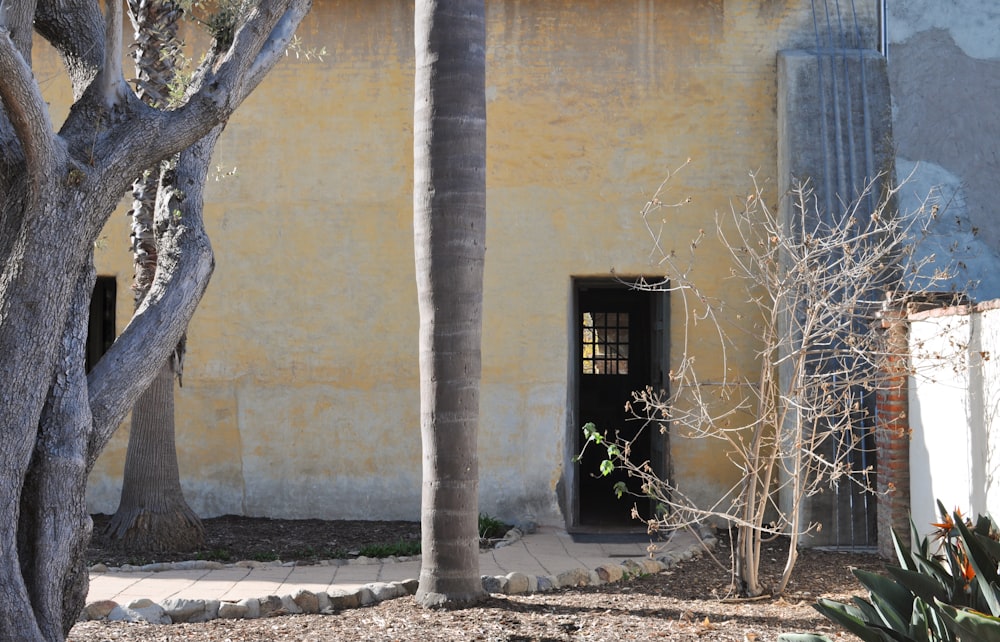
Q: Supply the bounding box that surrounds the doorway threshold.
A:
[567,530,655,544]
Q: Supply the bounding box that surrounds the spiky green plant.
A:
[780,502,1000,642]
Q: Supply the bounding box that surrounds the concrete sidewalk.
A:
[84,528,713,623]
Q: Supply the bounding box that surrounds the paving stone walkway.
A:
[83,527,713,624]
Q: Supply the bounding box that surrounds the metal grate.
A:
[582,312,629,375]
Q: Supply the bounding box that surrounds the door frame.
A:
[565,277,670,531]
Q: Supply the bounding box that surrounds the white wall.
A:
[909,301,1000,538]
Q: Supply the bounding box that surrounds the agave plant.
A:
[780,502,1000,642]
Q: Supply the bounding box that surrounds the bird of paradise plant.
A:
[780,501,1000,642]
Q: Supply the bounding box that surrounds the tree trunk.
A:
[108,0,205,545]
[105,359,205,551]
[413,0,487,608]
[0,2,311,638]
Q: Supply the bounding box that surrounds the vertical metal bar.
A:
[810,0,835,224]
[878,0,888,60]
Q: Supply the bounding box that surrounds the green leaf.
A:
[954,514,1000,615]
[907,599,931,642]
[891,526,916,572]
[582,422,602,444]
[777,635,834,642]
[813,598,905,642]
[975,532,1000,564]
[613,481,626,498]
[599,459,614,476]
[912,596,953,642]
[936,600,1000,641]
[911,554,962,603]
[886,566,949,606]
[853,568,914,630]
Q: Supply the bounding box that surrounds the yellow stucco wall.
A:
[51,0,878,525]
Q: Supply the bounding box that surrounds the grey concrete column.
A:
[776,49,894,549]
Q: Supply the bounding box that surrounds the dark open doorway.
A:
[571,279,669,530]
[86,276,116,372]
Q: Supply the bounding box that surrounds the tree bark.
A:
[106,0,204,553]
[105,360,205,551]
[413,0,487,608]
[0,2,311,638]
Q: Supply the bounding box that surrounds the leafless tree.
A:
[582,169,961,597]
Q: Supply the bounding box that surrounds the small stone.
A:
[115,598,173,624]
[526,575,538,593]
[280,595,303,614]
[399,578,420,594]
[161,597,207,623]
[481,575,503,594]
[239,597,260,619]
[357,587,377,606]
[589,570,603,586]
[235,560,265,568]
[494,527,523,549]
[316,591,331,612]
[620,559,642,576]
[595,564,624,583]
[88,563,108,574]
[218,601,248,619]
[327,589,361,610]
[504,572,530,594]
[536,576,555,591]
[258,595,284,618]
[555,568,590,588]
[82,600,117,621]
[107,606,141,623]
[138,562,171,572]
[366,582,406,602]
[640,559,664,574]
[292,589,319,614]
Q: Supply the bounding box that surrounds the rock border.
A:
[81,531,718,625]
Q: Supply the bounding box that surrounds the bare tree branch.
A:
[98,0,127,108]
[34,0,106,96]
[0,24,55,197]
[87,126,223,459]
[1,0,36,60]
[91,0,311,200]
[582,170,963,597]
[245,0,313,88]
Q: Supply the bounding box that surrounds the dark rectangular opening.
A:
[86,276,117,372]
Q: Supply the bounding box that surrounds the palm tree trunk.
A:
[106,0,204,552]
[105,358,204,551]
[413,0,487,608]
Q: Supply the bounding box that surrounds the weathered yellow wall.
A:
[69,0,877,525]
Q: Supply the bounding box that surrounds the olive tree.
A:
[0,1,309,639]
[105,0,206,554]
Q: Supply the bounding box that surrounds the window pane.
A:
[581,310,629,376]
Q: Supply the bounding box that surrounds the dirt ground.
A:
[86,514,424,567]
[72,516,881,641]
